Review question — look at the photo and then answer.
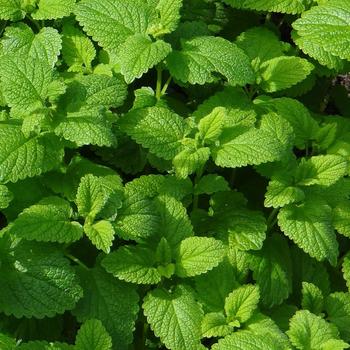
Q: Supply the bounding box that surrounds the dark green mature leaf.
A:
[0,237,83,318]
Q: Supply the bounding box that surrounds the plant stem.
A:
[156,66,162,100]
[193,166,205,210]
[26,15,41,32]
[267,208,279,232]
[161,76,172,96]
[64,252,89,270]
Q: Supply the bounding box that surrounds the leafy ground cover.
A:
[0,0,350,349]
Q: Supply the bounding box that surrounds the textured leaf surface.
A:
[225,285,260,325]
[213,114,290,168]
[119,107,186,160]
[212,330,284,350]
[143,285,204,350]
[73,267,139,350]
[76,174,109,219]
[301,282,324,315]
[75,319,112,350]
[102,245,161,284]
[32,0,76,20]
[175,237,226,277]
[0,237,82,318]
[236,27,285,68]
[278,202,338,265]
[0,0,23,20]
[167,36,255,85]
[292,1,350,68]
[0,185,13,209]
[201,312,231,338]
[265,177,305,208]
[259,56,314,92]
[119,34,171,83]
[173,146,210,179]
[334,201,350,238]
[296,155,348,186]
[0,124,63,183]
[1,24,62,67]
[287,310,346,350]
[155,0,183,33]
[75,0,156,53]
[62,24,96,72]
[84,220,115,253]
[325,292,350,342]
[0,56,53,111]
[9,196,83,243]
[224,0,306,14]
[255,97,318,149]
[55,109,115,147]
[250,235,292,307]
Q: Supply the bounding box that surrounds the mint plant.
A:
[0,0,350,349]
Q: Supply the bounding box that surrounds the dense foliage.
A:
[0,0,350,349]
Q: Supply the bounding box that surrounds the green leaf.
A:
[119,107,186,160]
[193,86,256,128]
[259,56,314,92]
[119,34,171,83]
[84,220,115,254]
[325,292,350,342]
[0,56,53,112]
[249,235,292,307]
[292,1,350,68]
[195,258,238,313]
[0,124,64,183]
[254,97,318,149]
[143,285,204,350]
[102,245,162,284]
[278,202,338,265]
[201,312,232,338]
[295,155,348,186]
[73,267,139,350]
[156,194,194,246]
[55,108,115,147]
[155,0,183,34]
[75,74,128,109]
[0,0,24,20]
[287,310,347,350]
[173,146,210,178]
[8,196,83,243]
[198,107,225,144]
[0,185,13,209]
[213,113,290,168]
[115,176,162,240]
[167,36,255,85]
[75,0,157,54]
[76,174,109,219]
[343,256,350,291]
[223,209,267,251]
[333,201,350,237]
[301,282,324,315]
[224,0,307,14]
[225,285,260,325]
[245,313,290,349]
[75,319,112,350]
[62,24,96,73]
[265,176,305,208]
[194,175,230,195]
[32,0,76,20]
[175,237,226,277]
[1,24,61,67]
[0,237,82,318]
[212,330,284,350]
[236,27,286,68]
